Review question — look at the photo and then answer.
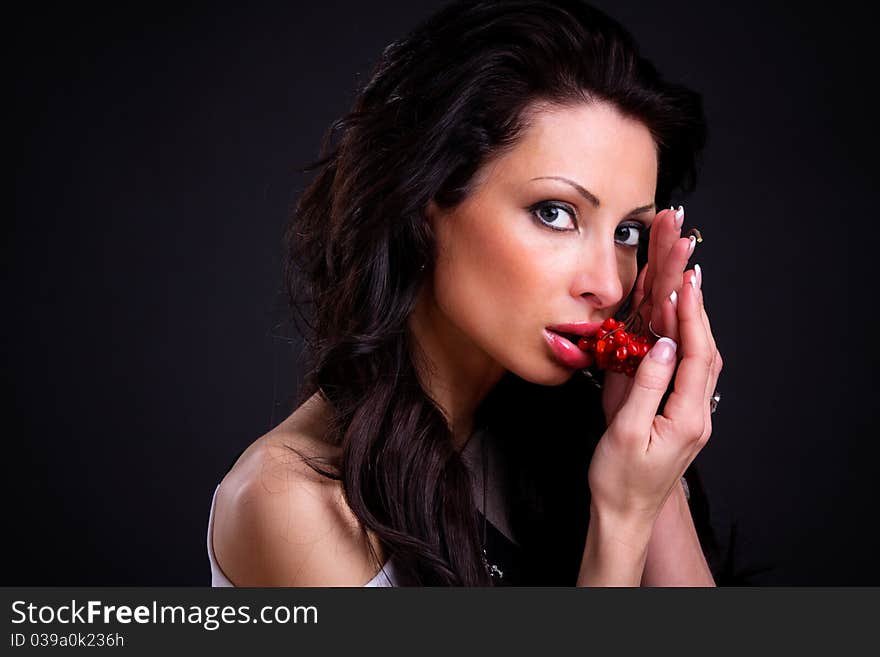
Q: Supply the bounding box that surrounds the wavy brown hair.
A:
[282,0,710,585]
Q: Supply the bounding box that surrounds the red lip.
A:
[543,328,597,369]
[546,322,603,338]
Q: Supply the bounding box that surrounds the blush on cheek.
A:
[435,244,522,346]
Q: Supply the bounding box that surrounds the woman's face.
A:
[423,101,658,386]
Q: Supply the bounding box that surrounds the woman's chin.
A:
[509,361,577,387]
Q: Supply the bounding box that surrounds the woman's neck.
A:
[408,283,505,451]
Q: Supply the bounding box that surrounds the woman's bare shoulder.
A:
[212,395,384,586]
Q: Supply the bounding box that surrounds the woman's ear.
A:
[425,199,442,236]
[426,199,439,224]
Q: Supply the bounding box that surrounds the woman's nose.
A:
[573,240,625,310]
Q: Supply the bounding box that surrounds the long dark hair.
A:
[282,0,708,585]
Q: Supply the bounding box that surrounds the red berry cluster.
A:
[576,318,656,377]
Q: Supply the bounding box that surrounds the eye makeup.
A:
[527,199,649,248]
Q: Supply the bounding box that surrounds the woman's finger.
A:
[610,336,679,448]
[695,264,718,358]
[629,265,649,313]
[644,207,680,299]
[695,266,723,449]
[651,235,695,337]
[657,270,712,443]
[650,262,697,345]
[694,264,721,397]
[656,282,680,344]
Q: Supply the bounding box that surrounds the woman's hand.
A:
[602,206,695,424]
[587,258,722,533]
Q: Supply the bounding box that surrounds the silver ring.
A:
[710,390,721,414]
[648,319,663,339]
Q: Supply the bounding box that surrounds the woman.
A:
[207,0,722,586]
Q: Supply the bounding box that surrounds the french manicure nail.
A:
[689,272,698,289]
[687,235,696,254]
[695,263,702,289]
[669,289,678,308]
[674,205,684,228]
[650,337,678,363]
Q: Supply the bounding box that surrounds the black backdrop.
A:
[8,0,878,585]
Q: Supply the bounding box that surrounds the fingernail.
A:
[689,271,698,289]
[687,235,696,254]
[669,289,678,308]
[650,337,677,363]
[695,263,702,289]
[674,205,684,229]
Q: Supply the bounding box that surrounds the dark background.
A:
[8,0,877,585]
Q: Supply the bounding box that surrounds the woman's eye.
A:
[531,202,576,231]
[615,223,644,247]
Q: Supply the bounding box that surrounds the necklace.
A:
[479,428,504,582]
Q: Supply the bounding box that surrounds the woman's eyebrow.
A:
[530,176,654,216]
